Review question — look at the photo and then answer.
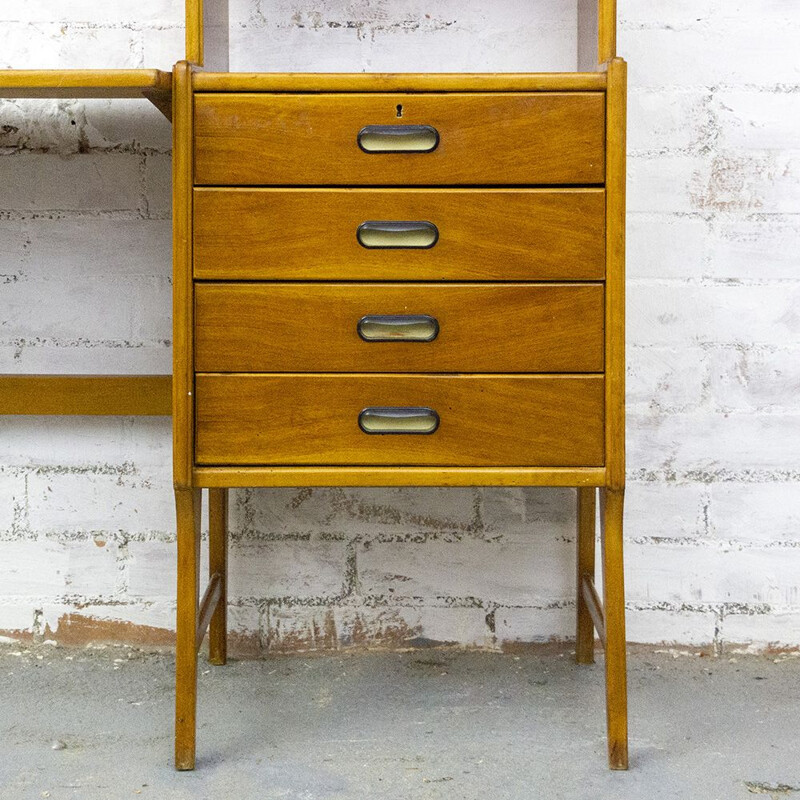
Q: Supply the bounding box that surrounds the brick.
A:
[358,534,575,605]
[625,482,709,541]
[82,99,173,153]
[707,346,800,412]
[229,539,349,600]
[628,155,706,213]
[494,606,574,644]
[629,410,800,475]
[627,346,707,412]
[0,153,142,211]
[624,542,800,608]
[722,610,800,652]
[0,540,67,596]
[241,486,481,539]
[627,215,708,280]
[706,217,800,281]
[628,90,714,155]
[26,471,174,538]
[714,91,800,152]
[127,541,175,598]
[709,483,800,545]
[628,284,800,347]
[0,23,140,70]
[0,1,183,24]
[626,607,716,647]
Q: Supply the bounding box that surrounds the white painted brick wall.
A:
[1,0,799,654]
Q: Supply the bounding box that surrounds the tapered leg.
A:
[175,487,202,771]
[576,487,597,664]
[208,488,229,666]
[600,487,628,770]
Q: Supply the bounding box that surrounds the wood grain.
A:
[194,374,604,467]
[605,58,627,490]
[174,486,201,771]
[601,487,628,769]
[0,69,171,98]
[195,283,605,373]
[172,61,195,488]
[0,375,170,415]
[194,93,606,186]
[192,72,607,93]
[193,466,607,488]
[193,188,605,281]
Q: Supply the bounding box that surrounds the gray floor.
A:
[1,643,798,800]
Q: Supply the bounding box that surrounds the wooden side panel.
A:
[193,188,605,281]
[172,62,195,488]
[195,374,605,467]
[605,59,626,490]
[194,93,606,186]
[195,283,605,373]
[0,375,170,415]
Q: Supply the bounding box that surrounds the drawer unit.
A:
[194,283,605,373]
[193,188,606,281]
[173,42,628,768]
[194,374,605,466]
[194,92,605,186]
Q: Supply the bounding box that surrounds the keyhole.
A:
[396,104,403,118]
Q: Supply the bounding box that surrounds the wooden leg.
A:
[175,486,201,771]
[600,487,628,770]
[208,488,229,666]
[576,487,597,664]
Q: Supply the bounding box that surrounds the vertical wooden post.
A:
[175,487,202,771]
[575,487,597,664]
[600,487,628,769]
[208,488,229,665]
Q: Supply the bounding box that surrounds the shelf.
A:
[192,72,607,93]
[0,69,172,118]
[0,375,171,416]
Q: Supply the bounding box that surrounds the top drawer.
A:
[193,93,605,186]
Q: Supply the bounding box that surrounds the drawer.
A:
[195,283,605,373]
[193,188,605,281]
[194,374,604,466]
[193,93,605,186]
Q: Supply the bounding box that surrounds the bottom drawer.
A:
[195,374,604,467]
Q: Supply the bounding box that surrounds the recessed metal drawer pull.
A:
[357,314,439,342]
[357,124,440,153]
[358,406,440,435]
[357,220,439,249]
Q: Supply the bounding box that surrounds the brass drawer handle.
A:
[357,220,439,249]
[357,314,439,342]
[358,406,440,435]
[357,124,440,153]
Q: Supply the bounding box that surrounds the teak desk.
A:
[172,0,628,773]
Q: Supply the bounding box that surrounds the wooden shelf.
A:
[0,69,172,118]
[0,375,171,416]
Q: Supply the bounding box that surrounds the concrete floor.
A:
[0,644,798,800]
